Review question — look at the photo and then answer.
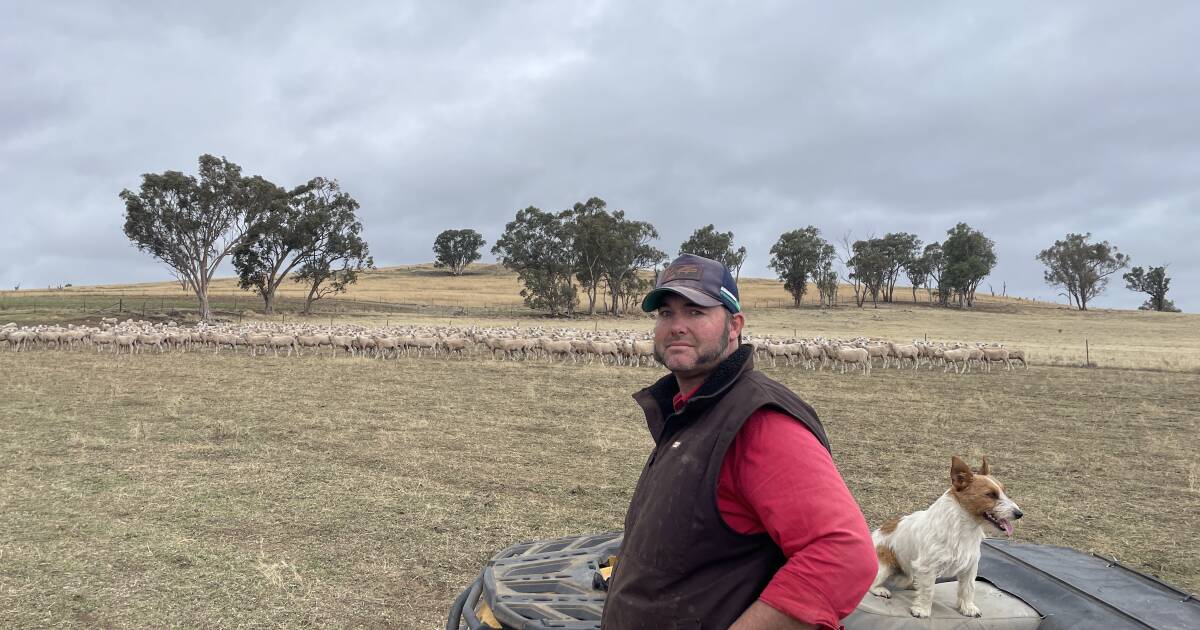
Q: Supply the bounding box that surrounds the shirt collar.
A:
[672,383,703,412]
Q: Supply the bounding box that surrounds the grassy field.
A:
[2,267,1198,627]
[1,346,1197,628]
[3,264,1198,373]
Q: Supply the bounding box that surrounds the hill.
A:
[2,264,1197,372]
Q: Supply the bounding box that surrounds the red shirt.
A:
[672,386,876,629]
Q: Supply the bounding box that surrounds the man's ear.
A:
[729,312,745,342]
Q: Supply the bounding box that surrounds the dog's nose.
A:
[1012,509,1024,520]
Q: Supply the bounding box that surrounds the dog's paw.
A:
[958,603,982,617]
[909,605,931,618]
[869,586,892,599]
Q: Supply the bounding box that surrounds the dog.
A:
[869,456,1023,618]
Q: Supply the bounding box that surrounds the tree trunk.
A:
[263,290,275,315]
[302,279,321,315]
[197,285,212,321]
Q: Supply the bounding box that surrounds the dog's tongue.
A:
[1000,520,1013,537]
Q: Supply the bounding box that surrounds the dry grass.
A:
[0,346,1197,629]
[4,264,1196,373]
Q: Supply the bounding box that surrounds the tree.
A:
[596,211,665,315]
[879,232,921,302]
[1036,232,1128,311]
[492,207,578,316]
[679,224,747,280]
[121,154,263,321]
[815,267,839,308]
[230,176,305,314]
[565,197,612,315]
[768,226,835,307]
[433,229,486,276]
[846,238,890,307]
[290,179,373,314]
[942,223,997,308]
[903,251,933,304]
[922,243,945,304]
[1124,265,1177,312]
[837,232,866,307]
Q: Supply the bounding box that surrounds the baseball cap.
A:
[641,253,742,313]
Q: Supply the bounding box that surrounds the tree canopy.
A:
[768,226,835,307]
[433,229,486,276]
[941,223,997,308]
[492,207,579,316]
[879,232,922,302]
[493,200,664,316]
[121,154,263,321]
[1036,232,1128,311]
[1124,265,1177,312]
[846,237,891,307]
[289,178,372,314]
[595,210,665,315]
[231,176,316,314]
[679,224,747,279]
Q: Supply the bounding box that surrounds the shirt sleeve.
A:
[720,408,877,629]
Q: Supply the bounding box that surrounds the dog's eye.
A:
[987,491,999,499]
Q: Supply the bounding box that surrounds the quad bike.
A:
[448,531,1199,630]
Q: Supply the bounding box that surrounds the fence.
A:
[0,290,540,320]
[0,285,1025,322]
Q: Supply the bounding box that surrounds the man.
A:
[601,254,876,630]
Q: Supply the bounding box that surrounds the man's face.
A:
[653,293,743,377]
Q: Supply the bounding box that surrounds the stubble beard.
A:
[654,319,732,377]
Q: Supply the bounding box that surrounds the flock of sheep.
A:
[2,319,1027,375]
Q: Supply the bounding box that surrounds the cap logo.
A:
[662,264,702,283]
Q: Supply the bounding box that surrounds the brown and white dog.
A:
[869,456,1023,618]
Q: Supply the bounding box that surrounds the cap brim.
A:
[641,286,723,312]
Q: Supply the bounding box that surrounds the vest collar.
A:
[633,343,756,444]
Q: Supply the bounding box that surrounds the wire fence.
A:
[0,286,1035,322]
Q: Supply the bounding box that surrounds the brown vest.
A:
[602,345,831,630]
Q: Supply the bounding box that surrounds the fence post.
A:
[119,298,123,313]
[1085,339,1090,367]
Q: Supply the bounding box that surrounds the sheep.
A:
[440,337,469,359]
[942,348,972,373]
[980,346,1011,372]
[243,333,271,357]
[408,336,439,358]
[92,332,115,353]
[268,335,298,357]
[113,334,137,355]
[886,341,920,370]
[539,338,575,363]
[136,333,165,354]
[586,340,621,365]
[631,339,656,367]
[330,335,355,355]
[835,346,871,375]
[296,334,331,357]
[1007,348,1029,369]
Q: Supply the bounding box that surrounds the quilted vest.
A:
[602,344,831,630]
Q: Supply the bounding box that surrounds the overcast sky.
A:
[3,1,1198,310]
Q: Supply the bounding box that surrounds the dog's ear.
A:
[978,457,990,476]
[951,456,973,491]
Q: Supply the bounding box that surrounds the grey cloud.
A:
[2,1,1197,310]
